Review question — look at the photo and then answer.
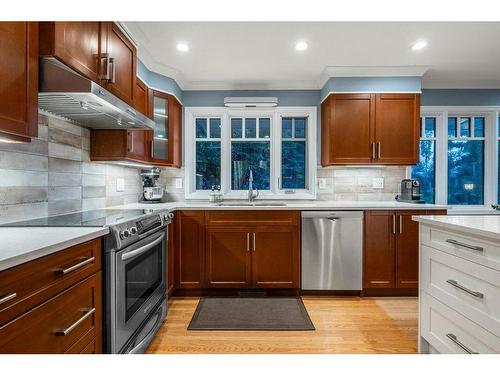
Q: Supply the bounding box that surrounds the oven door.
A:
[115,229,166,352]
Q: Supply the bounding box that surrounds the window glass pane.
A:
[196,141,220,190]
[209,118,221,138]
[474,117,485,137]
[460,117,471,137]
[294,118,306,138]
[195,118,207,138]
[282,118,293,138]
[411,140,435,204]
[245,118,257,138]
[153,97,168,139]
[259,118,270,138]
[424,117,436,138]
[231,142,270,190]
[231,118,243,138]
[447,140,484,205]
[282,141,306,189]
[448,117,457,138]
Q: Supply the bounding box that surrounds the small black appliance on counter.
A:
[395,178,426,204]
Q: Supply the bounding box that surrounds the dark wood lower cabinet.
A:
[252,226,300,289]
[395,211,421,288]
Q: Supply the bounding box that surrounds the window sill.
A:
[447,206,500,215]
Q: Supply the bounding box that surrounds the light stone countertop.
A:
[0,227,109,271]
[413,214,500,241]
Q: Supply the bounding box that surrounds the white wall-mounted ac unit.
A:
[224,97,278,108]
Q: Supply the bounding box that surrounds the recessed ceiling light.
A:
[176,42,189,52]
[411,40,427,51]
[295,41,308,52]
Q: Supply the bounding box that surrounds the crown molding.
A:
[137,48,189,89]
[181,80,319,91]
[317,65,431,88]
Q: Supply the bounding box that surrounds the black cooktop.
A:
[1,209,156,227]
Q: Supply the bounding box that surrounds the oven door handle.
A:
[121,233,165,261]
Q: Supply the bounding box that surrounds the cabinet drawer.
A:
[205,210,299,226]
[0,272,102,354]
[421,291,500,354]
[0,238,101,325]
[421,245,500,337]
[421,225,500,271]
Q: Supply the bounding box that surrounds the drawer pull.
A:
[0,292,17,305]
[446,279,484,299]
[445,239,484,252]
[446,333,478,354]
[56,308,96,336]
[57,257,95,275]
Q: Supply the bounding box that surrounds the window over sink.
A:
[185,107,317,200]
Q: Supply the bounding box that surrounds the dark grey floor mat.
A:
[187,296,315,331]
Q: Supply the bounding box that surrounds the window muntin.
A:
[281,117,307,190]
[195,117,221,190]
[412,117,436,204]
[447,116,485,205]
[230,117,272,191]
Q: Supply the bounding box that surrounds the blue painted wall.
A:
[421,89,500,106]
[320,76,422,101]
[137,60,183,102]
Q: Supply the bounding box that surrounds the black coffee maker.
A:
[396,179,425,203]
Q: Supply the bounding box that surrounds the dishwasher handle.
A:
[301,211,364,219]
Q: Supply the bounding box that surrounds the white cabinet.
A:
[418,220,500,354]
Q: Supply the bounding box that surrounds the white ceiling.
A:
[123,22,500,90]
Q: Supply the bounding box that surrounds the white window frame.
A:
[411,106,500,213]
[185,106,317,200]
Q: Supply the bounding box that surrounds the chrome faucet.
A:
[247,170,259,202]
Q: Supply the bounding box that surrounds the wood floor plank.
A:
[146,296,418,354]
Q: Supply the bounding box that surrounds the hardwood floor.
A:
[146,296,418,354]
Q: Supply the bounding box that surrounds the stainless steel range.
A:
[103,210,173,354]
[4,208,173,354]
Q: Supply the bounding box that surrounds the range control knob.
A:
[120,229,131,239]
[168,213,174,219]
[130,227,138,235]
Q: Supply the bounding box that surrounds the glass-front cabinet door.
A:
[151,91,169,161]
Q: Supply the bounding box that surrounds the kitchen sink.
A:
[216,202,287,207]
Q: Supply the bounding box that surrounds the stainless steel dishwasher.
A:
[301,211,363,290]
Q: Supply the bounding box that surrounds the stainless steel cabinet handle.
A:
[0,292,17,305]
[122,233,164,261]
[446,279,484,299]
[377,142,381,159]
[399,215,403,234]
[372,142,376,159]
[108,57,116,84]
[100,55,110,80]
[247,233,251,252]
[446,239,484,252]
[151,140,155,158]
[253,233,256,252]
[56,257,95,275]
[56,308,96,336]
[392,215,396,234]
[446,333,478,354]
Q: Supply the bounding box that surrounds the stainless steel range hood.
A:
[39,58,154,130]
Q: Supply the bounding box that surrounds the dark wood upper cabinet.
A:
[40,22,101,82]
[90,129,149,163]
[205,227,252,288]
[148,91,182,167]
[364,210,396,289]
[322,94,375,165]
[0,22,38,142]
[252,226,300,289]
[175,211,205,289]
[321,93,420,166]
[134,77,150,118]
[101,22,136,107]
[375,94,420,165]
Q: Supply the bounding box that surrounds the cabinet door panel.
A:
[330,94,375,164]
[206,228,251,288]
[126,130,148,161]
[169,96,183,168]
[134,77,149,116]
[102,22,136,106]
[395,210,420,289]
[252,226,300,289]
[364,211,395,288]
[150,91,169,162]
[175,211,205,289]
[375,94,420,165]
[0,22,38,140]
[167,215,175,296]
